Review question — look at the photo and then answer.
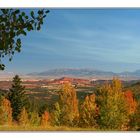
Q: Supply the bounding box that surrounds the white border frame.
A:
[0,0,140,140]
[0,132,140,140]
[0,0,140,7]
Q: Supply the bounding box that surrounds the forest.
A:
[0,75,139,131]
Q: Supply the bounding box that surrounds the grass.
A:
[0,125,138,131]
[0,125,97,131]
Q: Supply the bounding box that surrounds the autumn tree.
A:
[79,94,98,128]
[52,83,79,126]
[41,111,49,127]
[96,78,129,130]
[0,97,12,125]
[129,101,140,130]
[124,90,137,115]
[51,102,61,126]
[134,102,140,130]
[29,112,40,126]
[8,75,29,121]
[18,107,29,127]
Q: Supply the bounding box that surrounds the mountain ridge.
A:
[27,68,140,78]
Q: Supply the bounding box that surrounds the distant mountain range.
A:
[27,68,140,79]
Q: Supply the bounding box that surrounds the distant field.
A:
[26,85,97,106]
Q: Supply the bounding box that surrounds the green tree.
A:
[8,75,29,121]
[79,94,98,128]
[0,9,49,70]
[96,78,129,130]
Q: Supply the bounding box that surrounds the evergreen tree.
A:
[8,75,29,121]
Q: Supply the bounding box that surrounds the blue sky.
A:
[3,9,140,73]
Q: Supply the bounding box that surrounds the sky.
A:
[3,9,140,74]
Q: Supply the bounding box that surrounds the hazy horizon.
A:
[3,9,140,73]
[2,67,140,75]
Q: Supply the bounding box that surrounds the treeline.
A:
[0,75,140,130]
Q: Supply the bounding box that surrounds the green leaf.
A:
[19,30,27,36]
[15,10,20,14]
[0,64,5,70]
[9,58,12,61]
[31,11,35,19]
[43,15,46,18]
[38,10,43,15]
[45,10,50,14]
[17,38,21,44]
[21,12,25,16]
[25,16,28,19]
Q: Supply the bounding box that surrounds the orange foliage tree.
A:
[0,97,12,125]
[41,111,49,127]
[124,90,139,130]
[124,90,137,115]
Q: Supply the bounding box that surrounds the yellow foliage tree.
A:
[0,97,12,125]
[29,112,40,126]
[18,107,29,127]
[58,83,79,126]
[79,94,98,128]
